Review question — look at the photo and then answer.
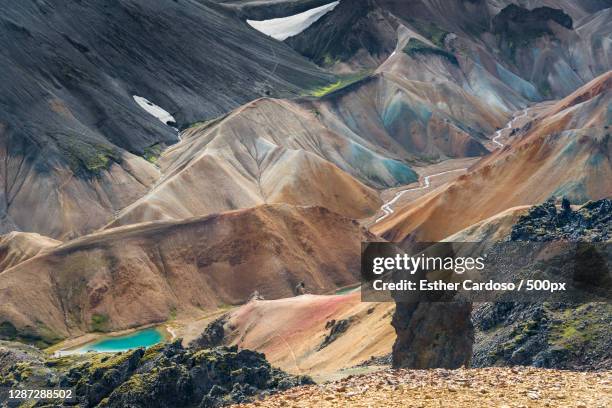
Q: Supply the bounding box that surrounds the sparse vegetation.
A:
[143,143,163,164]
[184,113,229,131]
[304,72,372,98]
[50,132,120,177]
[548,304,607,351]
[0,321,60,348]
[91,313,109,332]
[322,53,340,67]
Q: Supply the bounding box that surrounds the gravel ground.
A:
[235,367,611,407]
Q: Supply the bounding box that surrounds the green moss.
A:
[143,143,163,164]
[91,314,109,332]
[403,38,458,66]
[493,318,540,358]
[548,304,607,351]
[84,349,141,374]
[192,349,217,365]
[184,113,229,131]
[322,53,339,67]
[45,356,79,370]
[141,343,164,363]
[49,132,120,177]
[116,372,147,394]
[304,71,371,98]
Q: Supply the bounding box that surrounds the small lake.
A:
[77,328,164,353]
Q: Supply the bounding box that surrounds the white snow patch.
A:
[133,95,176,126]
[247,1,339,41]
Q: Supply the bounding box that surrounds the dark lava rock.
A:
[319,317,355,350]
[493,4,573,41]
[472,198,612,371]
[510,197,611,242]
[0,341,313,407]
[392,302,474,369]
[189,316,228,349]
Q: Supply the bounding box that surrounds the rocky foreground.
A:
[0,341,312,407]
[236,367,612,408]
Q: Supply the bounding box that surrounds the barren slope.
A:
[0,0,333,239]
[374,71,612,242]
[290,0,611,100]
[0,205,371,344]
[107,98,384,227]
[219,293,394,378]
[107,62,512,228]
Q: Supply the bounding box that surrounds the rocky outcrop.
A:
[189,316,228,350]
[510,198,611,242]
[318,317,355,350]
[473,198,612,370]
[285,0,399,70]
[0,341,313,407]
[492,5,573,41]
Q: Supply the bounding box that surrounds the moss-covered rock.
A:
[0,340,312,407]
[473,198,611,370]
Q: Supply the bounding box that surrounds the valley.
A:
[0,0,610,406]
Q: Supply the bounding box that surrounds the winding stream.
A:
[375,168,467,223]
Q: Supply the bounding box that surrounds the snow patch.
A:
[133,95,176,126]
[247,1,339,41]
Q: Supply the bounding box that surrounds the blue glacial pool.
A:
[77,328,164,353]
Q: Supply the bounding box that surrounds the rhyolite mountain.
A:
[288,0,611,98]
[374,71,612,243]
[0,204,372,344]
[0,0,610,386]
[0,0,333,239]
[4,0,610,239]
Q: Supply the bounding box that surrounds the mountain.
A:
[288,0,611,99]
[106,98,384,227]
[489,4,611,98]
[0,204,371,344]
[0,0,334,239]
[285,0,400,71]
[106,63,516,228]
[374,71,612,242]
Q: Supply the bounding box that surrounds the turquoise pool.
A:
[335,285,361,295]
[78,328,164,353]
